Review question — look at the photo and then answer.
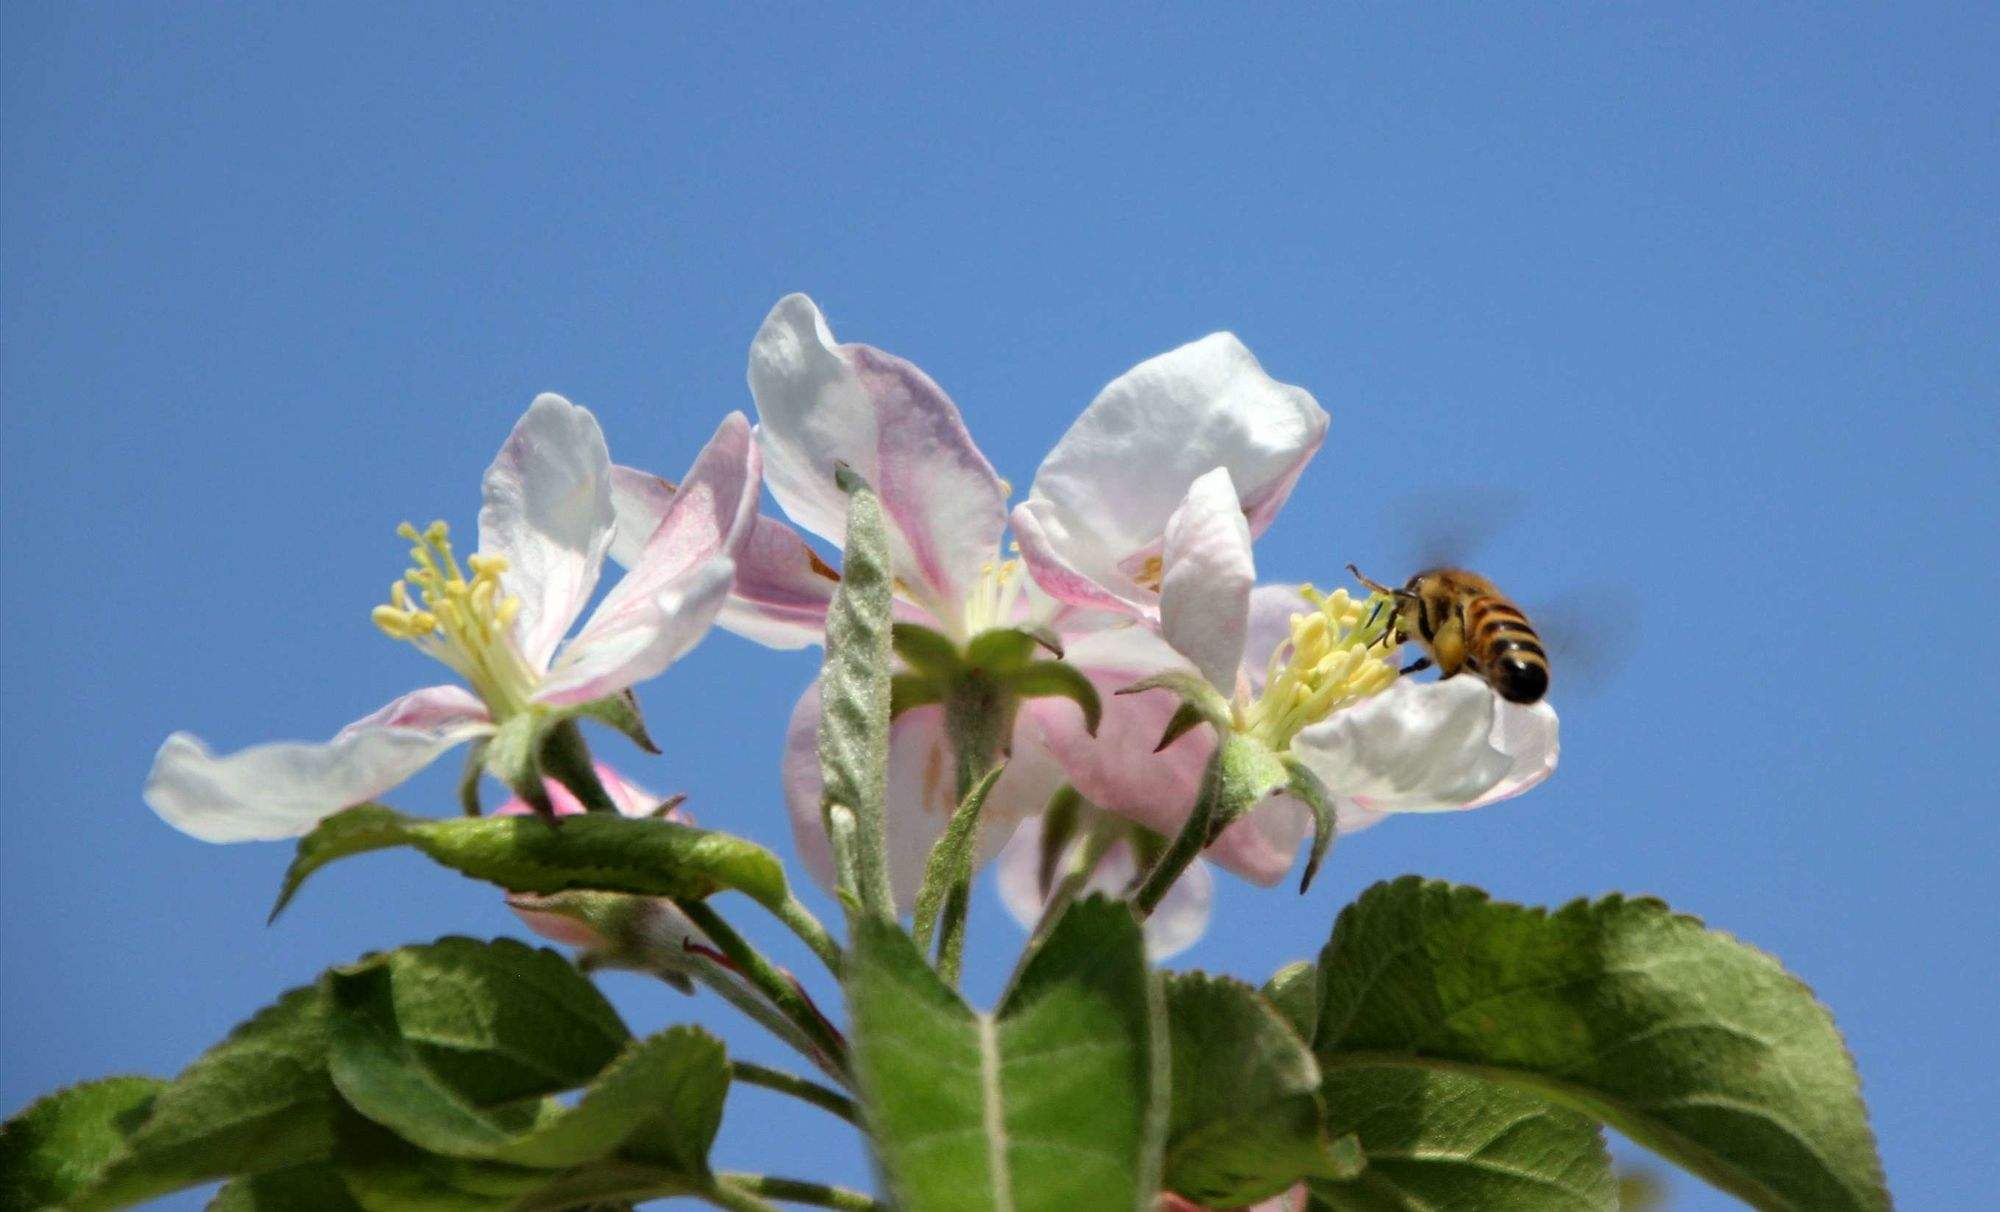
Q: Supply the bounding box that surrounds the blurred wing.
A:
[1530,582,1641,697]
[1386,486,1529,569]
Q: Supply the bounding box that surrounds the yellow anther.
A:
[371,520,538,716]
[1237,584,1399,749]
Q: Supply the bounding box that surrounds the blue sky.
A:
[3,6,1995,1208]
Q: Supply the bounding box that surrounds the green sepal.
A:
[0,1076,165,1211]
[891,622,962,676]
[1211,733,1289,841]
[1117,670,1231,737]
[1282,755,1337,893]
[1154,701,1206,753]
[1005,661,1102,736]
[270,804,789,923]
[560,688,659,754]
[962,626,1039,671]
[889,672,947,720]
[456,739,488,817]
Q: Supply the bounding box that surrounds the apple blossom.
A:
[610,295,1335,913]
[144,395,759,843]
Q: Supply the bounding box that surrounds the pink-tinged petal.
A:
[1159,469,1255,694]
[995,817,1213,960]
[1018,333,1327,614]
[1463,698,1560,808]
[478,394,616,671]
[782,679,1059,911]
[1292,676,1552,813]
[1025,664,1215,849]
[145,687,492,843]
[1209,793,1311,886]
[494,762,683,821]
[748,294,1006,622]
[610,464,836,650]
[535,557,735,706]
[538,414,760,703]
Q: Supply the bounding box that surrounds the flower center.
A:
[960,556,1028,636]
[1237,586,1399,749]
[371,521,538,717]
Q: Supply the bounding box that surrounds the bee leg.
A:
[1399,657,1433,676]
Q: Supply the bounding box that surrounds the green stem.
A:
[539,719,621,813]
[676,899,849,1075]
[1131,747,1224,916]
[673,955,845,1086]
[769,892,844,977]
[913,675,1009,984]
[729,1060,861,1126]
[715,1173,887,1211]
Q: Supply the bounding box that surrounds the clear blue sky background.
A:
[4,7,1995,1209]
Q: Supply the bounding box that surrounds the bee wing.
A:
[1529,583,1642,697]
[1387,486,1529,570]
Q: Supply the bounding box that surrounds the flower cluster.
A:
[143,294,1557,958]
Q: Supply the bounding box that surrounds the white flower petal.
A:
[1464,698,1560,808]
[782,680,1058,911]
[610,464,837,650]
[1017,332,1327,613]
[1291,676,1541,812]
[478,394,617,671]
[539,414,760,704]
[994,818,1212,960]
[1159,469,1255,693]
[536,557,735,707]
[145,686,491,843]
[749,294,1007,622]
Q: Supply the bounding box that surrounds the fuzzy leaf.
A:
[77,985,336,1209]
[0,1077,163,1210]
[820,467,896,917]
[1309,1067,1616,1211]
[271,804,788,921]
[911,763,1007,954]
[1162,974,1360,1207]
[847,897,1165,1210]
[1314,878,1888,1212]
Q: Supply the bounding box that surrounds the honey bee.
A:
[1347,564,1550,704]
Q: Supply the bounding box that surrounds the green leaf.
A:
[271,804,788,922]
[1263,961,1320,1041]
[209,1164,366,1211]
[847,896,1165,1211]
[0,1076,163,1210]
[327,1112,548,1212]
[78,985,337,1209]
[820,466,896,917]
[1161,974,1360,1207]
[327,937,626,1130]
[1314,878,1888,1212]
[1004,661,1102,736]
[1309,1067,1615,1211]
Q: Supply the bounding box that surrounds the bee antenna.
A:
[1347,563,1397,597]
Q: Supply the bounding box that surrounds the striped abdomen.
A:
[1465,594,1549,704]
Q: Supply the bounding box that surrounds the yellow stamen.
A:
[371,521,536,716]
[1237,585,1400,749]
